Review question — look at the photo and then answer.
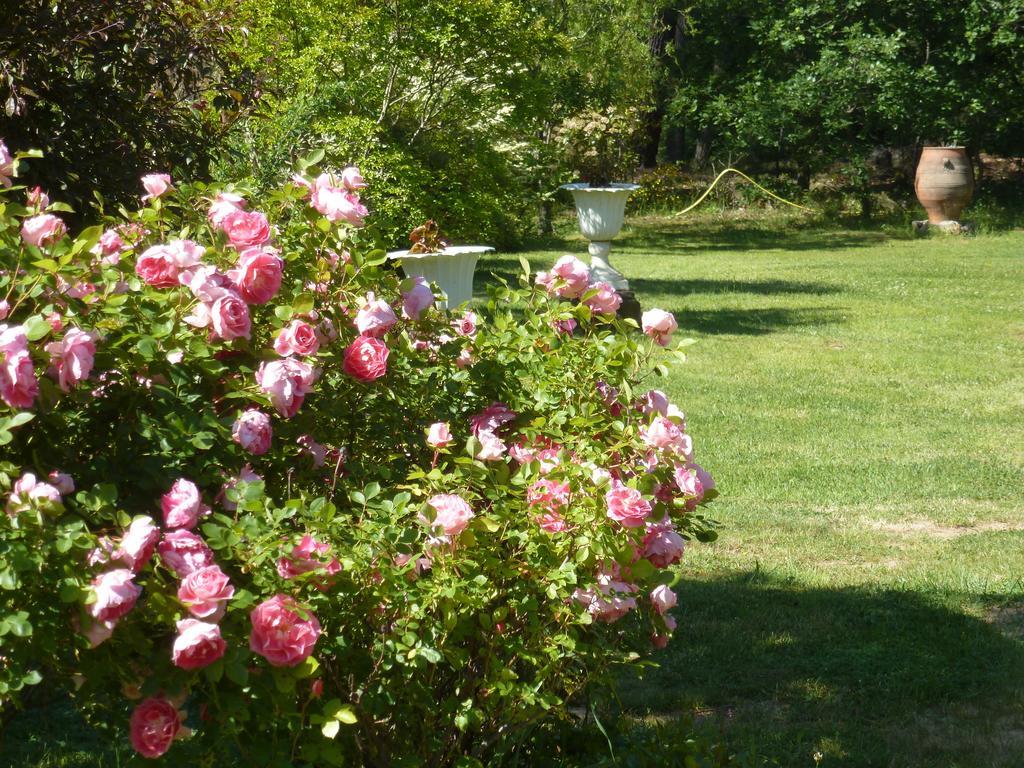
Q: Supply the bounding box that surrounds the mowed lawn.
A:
[5,213,1023,767]
[504,213,1024,768]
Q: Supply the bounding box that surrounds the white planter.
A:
[386,246,494,310]
[560,183,639,290]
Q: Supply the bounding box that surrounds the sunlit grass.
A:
[505,211,1024,767]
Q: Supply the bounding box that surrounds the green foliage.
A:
[659,0,1024,172]
[0,152,714,765]
[218,0,660,245]
[0,0,259,217]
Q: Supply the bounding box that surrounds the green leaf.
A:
[190,432,216,450]
[4,412,34,430]
[321,719,340,739]
[6,612,32,637]
[23,315,50,342]
[225,661,249,686]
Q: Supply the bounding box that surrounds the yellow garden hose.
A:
[673,167,816,216]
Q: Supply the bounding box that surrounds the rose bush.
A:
[0,141,718,765]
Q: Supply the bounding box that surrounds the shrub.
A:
[0,141,718,765]
[1,0,258,216]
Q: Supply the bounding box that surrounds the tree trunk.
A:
[693,126,713,169]
[537,199,553,236]
[665,125,685,164]
[638,7,682,167]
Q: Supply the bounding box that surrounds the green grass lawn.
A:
[5,211,1023,767]
[505,212,1024,768]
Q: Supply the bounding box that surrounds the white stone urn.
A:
[386,245,494,310]
[560,182,640,290]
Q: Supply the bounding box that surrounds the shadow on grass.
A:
[626,278,842,297]
[613,223,897,254]
[1,692,122,768]
[669,306,846,335]
[619,570,1024,767]
[475,257,847,336]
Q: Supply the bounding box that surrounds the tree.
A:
[0,0,258,216]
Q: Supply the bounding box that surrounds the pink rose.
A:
[0,350,38,409]
[401,276,434,320]
[178,565,234,619]
[341,166,367,191]
[650,585,677,614]
[129,697,180,758]
[642,520,685,568]
[210,293,251,341]
[161,479,209,530]
[274,319,320,357]
[135,240,204,288]
[423,494,474,536]
[553,318,577,335]
[311,176,367,226]
[639,389,670,418]
[604,480,652,528]
[354,293,398,338]
[135,245,180,288]
[140,173,172,201]
[455,348,473,369]
[296,434,328,467]
[47,470,74,495]
[81,617,116,648]
[115,516,160,572]
[21,214,66,247]
[232,409,272,455]
[536,511,569,533]
[343,335,389,382]
[179,264,234,304]
[249,594,321,667]
[0,324,27,356]
[544,255,591,299]
[88,569,141,623]
[643,416,693,459]
[44,327,96,392]
[584,281,622,316]
[256,358,318,418]
[572,573,638,623]
[470,402,516,436]
[221,209,270,248]
[474,430,507,461]
[0,300,8,320]
[642,308,678,347]
[6,472,62,515]
[172,618,226,670]
[426,422,452,448]
[158,530,215,578]
[276,535,341,586]
[527,479,570,511]
[208,192,246,228]
[90,229,126,262]
[674,463,714,508]
[0,140,13,187]
[229,247,283,304]
[453,311,477,337]
[27,186,49,211]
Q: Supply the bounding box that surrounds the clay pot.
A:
[915,147,974,224]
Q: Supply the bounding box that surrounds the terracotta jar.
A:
[915,147,974,223]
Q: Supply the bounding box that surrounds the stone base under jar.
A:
[912,219,972,235]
